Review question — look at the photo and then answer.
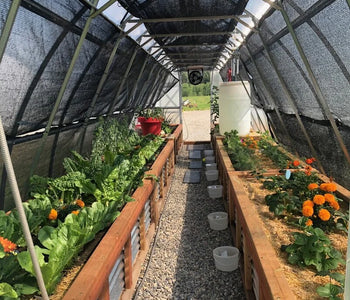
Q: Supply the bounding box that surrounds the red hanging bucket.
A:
[138,117,163,135]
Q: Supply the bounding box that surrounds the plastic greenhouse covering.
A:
[0,0,178,210]
[1,0,350,299]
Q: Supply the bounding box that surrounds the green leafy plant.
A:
[210,85,219,124]
[136,107,164,120]
[281,227,344,272]
[223,130,259,171]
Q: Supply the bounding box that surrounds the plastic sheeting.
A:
[237,0,350,188]
[117,0,248,70]
[0,0,177,209]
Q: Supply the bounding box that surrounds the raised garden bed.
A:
[62,124,183,299]
[0,121,182,299]
[212,134,348,300]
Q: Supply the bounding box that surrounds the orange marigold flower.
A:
[303,200,314,207]
[76,199,85,208]
[292,160,300,167]
[326,182,337,192]
[329,200,340,211]
[304,165,312,176]
[302,205,314,217]
[0,236,17,253]
[305,219,313,226]
[313,195,326,205]
[306,158,314,165]
[71,210,80,215]
[318,209,331,221]
[307,183,319,190]
[48,209,58,220]
[320,183,337,192]
[324,193,335,203]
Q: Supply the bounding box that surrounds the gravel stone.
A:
[134,146,246,300]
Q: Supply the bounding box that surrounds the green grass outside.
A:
[182,95,210,111]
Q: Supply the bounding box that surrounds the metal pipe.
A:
[0,0,21,63]
[30,0,100,177]
[280,6,350,166]
[0,117,49,299]
[178,71,183,124]
[244,46,298,155]
[257,31,325,173]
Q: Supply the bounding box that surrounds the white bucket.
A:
[207,212,228,230]
[219,81,251,136]
[213,246,240,272]
[206,163,217,171]
[207,185,223,198]
[204,150,214,156]
[205,156,215,163]
[205,170,219,181]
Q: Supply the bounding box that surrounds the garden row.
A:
[212,131,348,300]
[0,118,182,299]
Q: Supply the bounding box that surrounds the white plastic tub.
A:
[206,163,217,171]
[205,170,219,181]
[213,246,240,272]
[204,149,214,156]
[205,156,215,163]
[207,212,228,230]
[207,185,223,198]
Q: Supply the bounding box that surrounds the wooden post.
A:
[243,239,253,292]
[150,183,159,226]
[159,169,164,199]
[124,235,133,289]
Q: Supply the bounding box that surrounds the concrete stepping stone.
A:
[188,150,202,159]
[183,170,201,183]
[189,160,202,169]
[187,144,206,151]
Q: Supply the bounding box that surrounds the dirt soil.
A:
[237,164,347,299]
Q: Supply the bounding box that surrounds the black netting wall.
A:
[240,0,350,188]
[0,0,178,209]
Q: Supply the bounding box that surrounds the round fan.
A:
[188,70,203,85]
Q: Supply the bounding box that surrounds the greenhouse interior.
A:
[0,0,349,299]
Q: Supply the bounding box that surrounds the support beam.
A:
[0,0,21,63]
[257,31,325,173]
[91,0,118,18]
[280,6,350,166]
[153,43,227,48]
[166,51,224,56]
[144,31,233,38]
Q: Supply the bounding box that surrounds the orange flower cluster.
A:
[292,160,300,167]
[324,193,340,210]
[320,182,337,192]
[318,209,331,221]
[304,165,312,176]
[305,157,316,165]
[0,236,17,253]
[303,200,314,207]
[76,199,85,208]
[313,195,325,205]
[71,210,80,215]
[308,183,319,190]
[305,219,313,226]
[48,209,58,220]
[302,205,314,217]
[241,136,258,149]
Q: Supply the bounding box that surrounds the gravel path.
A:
[182,110,211,141]
[134,146,246,300]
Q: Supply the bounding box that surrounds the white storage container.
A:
[207,212,228,230]
[213,246,240,272]
[219,81,251,136]
[207,185,223,198]
[205,170,218,181]
[206,163,217,170]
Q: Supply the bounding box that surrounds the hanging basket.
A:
[138,117,163,136]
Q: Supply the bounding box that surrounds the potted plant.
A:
[136,107,164,136]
